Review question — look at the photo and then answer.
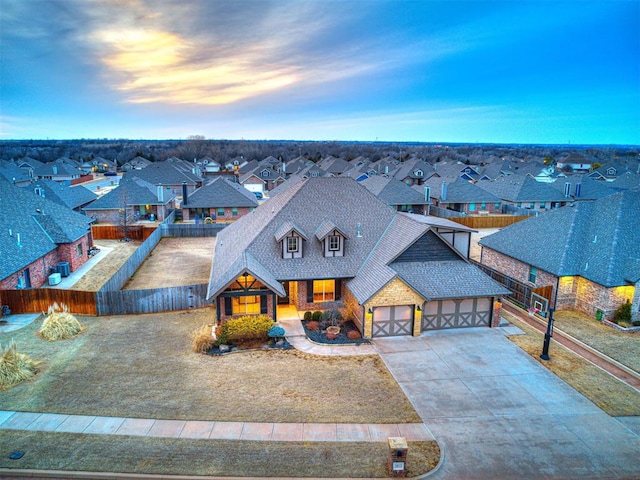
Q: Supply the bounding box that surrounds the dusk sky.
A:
[1,0,638,145]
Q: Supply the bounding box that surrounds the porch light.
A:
[416,305,422,312]
[368,307,373,314]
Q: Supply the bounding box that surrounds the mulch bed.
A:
[302,319,371,345]
[206,338,294,355]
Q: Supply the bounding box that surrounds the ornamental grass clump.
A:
[0,340,40,390]
[191,324,216,354]
[39,302,86,342]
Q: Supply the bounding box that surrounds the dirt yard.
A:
[71,240,141,291]
[123,237,216,289]
[470,228,500,261]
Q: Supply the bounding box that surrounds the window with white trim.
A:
[287,236,299,253]
[328,235,340,251]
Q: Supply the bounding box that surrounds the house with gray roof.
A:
[25,179,97,211]
[34,161,84,185]
[392,159,435,186]
[360,176,430,214]
[479,190,640,322]
[475,175,569,211]
[0,178,94,290]
[549,175,617,202]
[207,177,508,337]
[0,160,35,186]
[83,176,176,224]
[422,178,503,214]
[181,177,259,222]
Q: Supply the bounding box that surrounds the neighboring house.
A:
[549,175,617,202]
[200,156,221,174]
[479,190,640,322]
[24,179,97,212]
[0,178,94,290]
[0,160,35,186]
[121,156,152,171]
[393,159,435,186]
[360,176,430,214]
[475,175,569,211]
[123,160,203,198]
[609,171,640,191]
[181,177,259,222]
[318,156,352,176]
[556,152,593,173]
[240,166,285,193]
[423,178,503,214]
[80,157,117,174]
[83,177,176,223]
[588,163,632,182]
[34,161,84,184]
[206,177,508,337]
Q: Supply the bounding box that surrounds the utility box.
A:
[49,273,62,285]
[387,437,408,477]
[57,262,70,277]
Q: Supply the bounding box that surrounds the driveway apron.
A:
[374,326,640,479]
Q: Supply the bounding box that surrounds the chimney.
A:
[441,181,447,202]
[157,184,164,202]
[16,233,21,247]
[356,223,362,238]
[52,165,58,175]
[182,182,188,206]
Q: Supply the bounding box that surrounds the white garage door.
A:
[421,298,492,330]
[372,305,414,337]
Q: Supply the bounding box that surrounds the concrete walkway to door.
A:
[373,326,640,479]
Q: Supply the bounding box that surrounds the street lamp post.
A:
[540,307,555,361]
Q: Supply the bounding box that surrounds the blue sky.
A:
[1,0,638,144]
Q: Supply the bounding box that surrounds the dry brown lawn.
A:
[0,309,421,424]
[70,240,140,291]
[504,310,640,416]
[0,431,439,478]
[469,228,500,261]
[553,310,640,373]
[123,237,216,289]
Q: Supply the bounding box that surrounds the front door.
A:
[278,281,290,305]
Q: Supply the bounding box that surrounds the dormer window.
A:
[275,221,307,259]
[328,235,340,251]
[415,169,423,176]
[287,236,299,253]
[315,220,347,258]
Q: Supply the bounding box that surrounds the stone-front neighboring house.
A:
[0,178,94,290]
[479,190,640,322]
[207,177,509,337]
[181,177,259,222]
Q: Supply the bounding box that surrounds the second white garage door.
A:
[372,305,414,337]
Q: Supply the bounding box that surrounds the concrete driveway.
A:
[374,326,640,479]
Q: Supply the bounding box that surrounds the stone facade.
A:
[482,247,638,322]
[363,277,425,338]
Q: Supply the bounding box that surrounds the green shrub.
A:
[613,301,632,325]
[224,315,274,341]
[312,310,323,321]
[303,311,313,321]
[268,326,286,339]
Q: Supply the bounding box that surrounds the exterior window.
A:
[77,243,83,256]
[232,207,238,216]
[469,203,476,211]
[287,236,299,253]
[540,202,546,209]
[481,203,486,210]
[517,202,522,208]
[313,279,335,302]
[217,207,225,216]
[530,202,535,209]
[529,266,538,283]
[494,203,500,210]
[328,235,340,251]
[232,295,260,314]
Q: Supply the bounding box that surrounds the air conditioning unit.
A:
[49,273,62,286]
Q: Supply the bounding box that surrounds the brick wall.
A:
[295,280,344,312]
[0,234,89,289]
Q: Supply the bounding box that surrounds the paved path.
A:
[374,326,640,479]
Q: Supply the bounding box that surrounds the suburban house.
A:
[34,161,84,184]
[121,156,152,171]
[124,160,203,198]
[207,177,509,337]
[0,160,36,186]
[549,175,617,202]
[475,174,569,211]
[83,176,176,224]
[360,176,430,214]
[0,178,94,290]
[240,167,285,193]
[556,152,593,173]
[24,179,97,212]
[181,177,259,222]
[479,190,640,322]
[392,159,436,186]
[79,156,117,174]
[422,177,503,214]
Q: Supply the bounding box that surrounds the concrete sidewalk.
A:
[0,410,433,443]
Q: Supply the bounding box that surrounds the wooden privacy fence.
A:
[96,284,209,315]
[92,224,156,241]
[0,289,97,316]
[450,215,530,229]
